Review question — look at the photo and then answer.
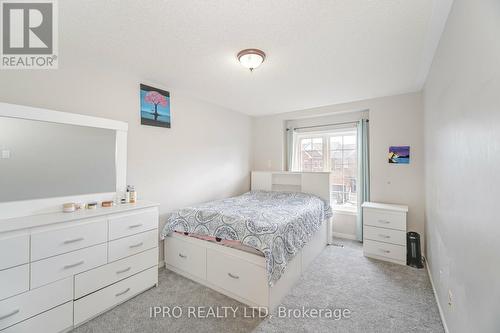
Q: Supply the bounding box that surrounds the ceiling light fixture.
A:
[237,49,266,71]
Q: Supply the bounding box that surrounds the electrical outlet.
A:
[448,289,453,307]
[1,149,10,159]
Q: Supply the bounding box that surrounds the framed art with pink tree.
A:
[140,84,171,128]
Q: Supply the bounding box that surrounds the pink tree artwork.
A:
[144,91,168,121]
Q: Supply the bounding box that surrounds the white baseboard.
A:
[425,257,449,333]
[332,232,357,240]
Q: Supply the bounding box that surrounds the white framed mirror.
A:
[0,103,127,219]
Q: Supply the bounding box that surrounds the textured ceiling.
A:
[61,0,449,115]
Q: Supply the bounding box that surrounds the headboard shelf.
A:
[251,171,332,202]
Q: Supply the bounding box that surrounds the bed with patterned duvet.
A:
[161,190,332,286]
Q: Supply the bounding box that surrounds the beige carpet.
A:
[73,239,443,333]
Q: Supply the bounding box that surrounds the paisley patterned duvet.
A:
[161,191,332,286]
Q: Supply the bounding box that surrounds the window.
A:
[329,133,357,212]
[295,130,358,213]
[300,137,324,172]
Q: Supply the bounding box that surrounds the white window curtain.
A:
[356,119,370,241]
[286,128,296,171]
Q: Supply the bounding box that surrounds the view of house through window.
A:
[297,129,358,213]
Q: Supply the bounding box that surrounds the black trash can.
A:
[407,232,423,268]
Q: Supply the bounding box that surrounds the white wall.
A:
[423,0,500,332]
[0,68,252,260]
[253,92,425,247]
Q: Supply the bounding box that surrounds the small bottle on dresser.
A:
[129,185,137,203]
[125,187,131,203]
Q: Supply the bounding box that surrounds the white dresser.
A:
[361,202,408,265]
[0,201,159,332]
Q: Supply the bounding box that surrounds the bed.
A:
[162,171,332,310]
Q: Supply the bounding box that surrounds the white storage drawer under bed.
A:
[206,249,268,306]
[165,235,206,280]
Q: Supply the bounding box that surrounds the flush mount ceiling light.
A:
[237,49,266,71]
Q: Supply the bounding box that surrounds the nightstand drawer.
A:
[364,209,406,231]
[364,240,406,262]
[363,225,406,245]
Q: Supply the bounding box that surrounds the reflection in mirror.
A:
[0,116,116,202]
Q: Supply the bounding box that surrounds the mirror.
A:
[0,116,117,202]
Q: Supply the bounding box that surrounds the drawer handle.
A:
[129,224,143,229]
[63,237,84,244]
[64,260,85,269]
[0,309,19,321]
[115,287,130,297]
[227,273,240,279]
[129,242,144,249]
[378,234,391,239]
[379,249,391,254]
[378,219,391,224]
[116,267,132,274]
[178,253,187,259]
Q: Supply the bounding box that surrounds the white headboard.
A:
[251,171,332,202]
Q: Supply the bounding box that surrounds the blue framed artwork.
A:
[388,146,410,164]
[140,84,170,128]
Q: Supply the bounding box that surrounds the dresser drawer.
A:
[2,301,73,333]
[363,240,406,263]
[75,248,158,299]
[108,229,158,262]
[363,225,406,245]
[74,266,157,326]
[364,208,406,231]
[0,265,29,301]
[31,243,107,289]
[0,233,29,270]
[108,208,158,240]
[165,236,206,280]
[206,249,268,306]
[0,277,72,330]
[31,218,107,261]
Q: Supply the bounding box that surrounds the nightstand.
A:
[361,202,408,265]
